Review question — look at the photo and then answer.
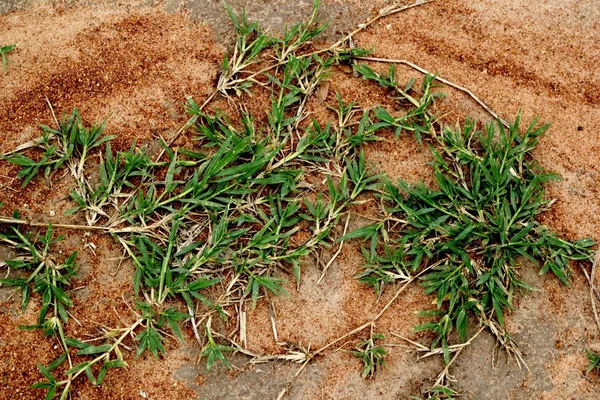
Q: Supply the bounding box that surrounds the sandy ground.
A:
[1,0,600,399]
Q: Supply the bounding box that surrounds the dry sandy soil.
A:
[1,0,600,399]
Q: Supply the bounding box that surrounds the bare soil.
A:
[1,0,600,399]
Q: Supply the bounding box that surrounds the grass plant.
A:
[0,1,595,398]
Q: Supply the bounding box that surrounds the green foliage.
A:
[350,116,595,363]
[1,44,15,70]
[354,64,399,88]
[0,224,77,328]
[31,329,131,398]
[0,14,433,391]
[67,142,151,223]
[200,323,235,371]
[0,2,395,398]
[411,386,457,400]
[586,349,600,374]
[275,0,327,62]
[354,64,443,143]
[218,3,275,95]
[3,108,114,187]
[136,325,166,358]
[350,333,387,378]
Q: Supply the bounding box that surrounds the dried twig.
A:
[317,213,350,284]
[268,301,280,343]
[239,302,247,348]
[581,251,600,334]
[0,216,109,231]
[0,215,172,235]
[188,305,204,347]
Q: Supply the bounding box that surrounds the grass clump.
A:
[350,332,387,379]
[0,223,77,332]
[349,115,595,363]
[2,108,113,187]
